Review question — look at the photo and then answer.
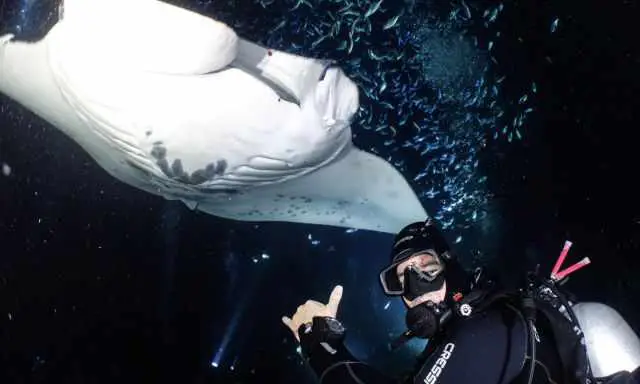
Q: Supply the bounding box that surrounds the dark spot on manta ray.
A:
[146,130,152,137]
[151,145,167,160]
[171,159,205,185]
[216,159,227,174]
[150,142,229,185]
[171,159,185,177]
[205,163,217,178]
[204,160,227,179]
[157,158,171,176]
[190,169,208,185]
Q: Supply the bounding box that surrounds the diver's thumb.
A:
[326,285,344,317]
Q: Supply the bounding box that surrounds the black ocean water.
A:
[1,0,639,383]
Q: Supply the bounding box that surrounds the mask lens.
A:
[379,263,404,295]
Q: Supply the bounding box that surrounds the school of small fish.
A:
[195,0,555,240]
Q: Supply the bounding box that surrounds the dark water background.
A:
[1,0,639,383]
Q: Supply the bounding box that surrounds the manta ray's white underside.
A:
[0,0,428,233]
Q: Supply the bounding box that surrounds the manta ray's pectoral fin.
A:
[59,0,239,75]
[196,147,428,234]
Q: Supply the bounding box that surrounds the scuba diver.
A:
[282,219,640,383]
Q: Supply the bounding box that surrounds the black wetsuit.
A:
[299,297,640,384]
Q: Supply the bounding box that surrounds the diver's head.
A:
[379,219,471,308]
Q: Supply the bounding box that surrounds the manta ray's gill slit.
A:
[195,0,541,241]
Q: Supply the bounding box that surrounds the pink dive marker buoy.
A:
[550,240,592,281]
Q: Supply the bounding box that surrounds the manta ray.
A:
[0,0,428,233]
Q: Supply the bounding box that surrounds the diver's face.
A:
[395,251,447,308]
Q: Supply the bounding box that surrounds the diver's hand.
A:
[282,285,343,341]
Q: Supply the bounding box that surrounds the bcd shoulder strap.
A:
[470,288,592,384]
[535,300,592,384]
